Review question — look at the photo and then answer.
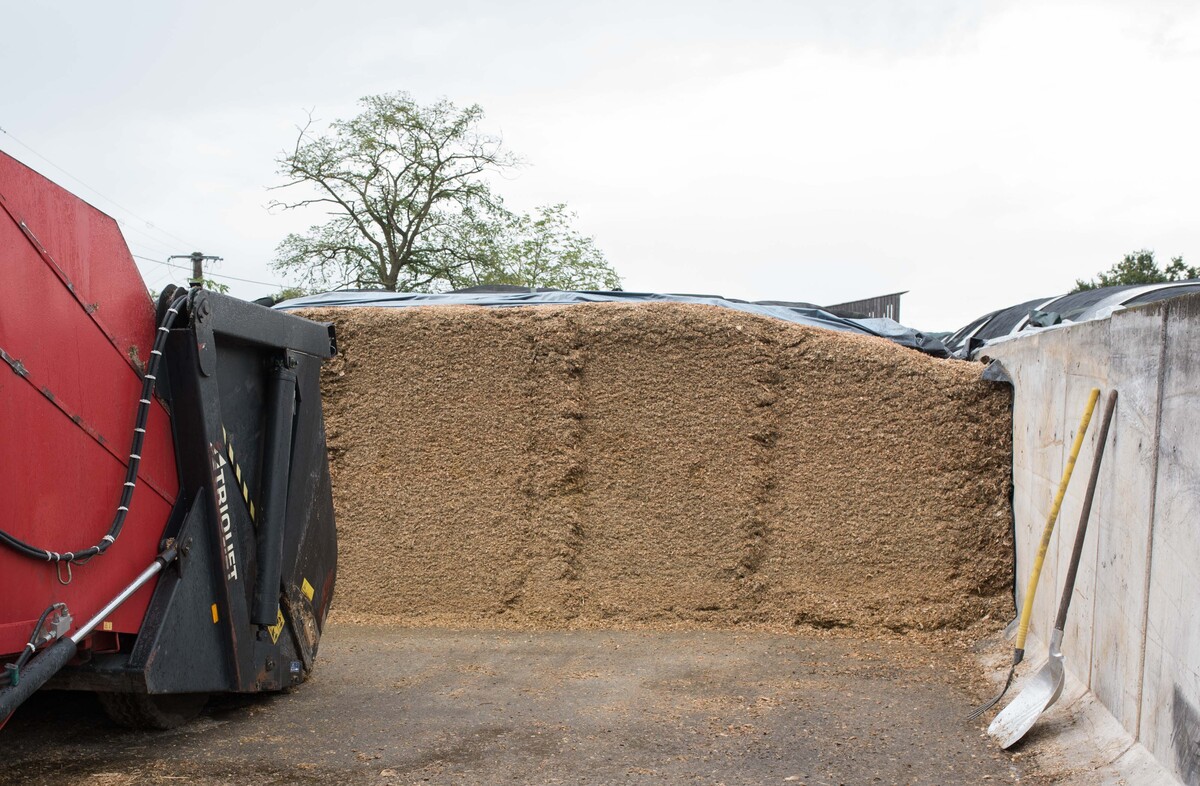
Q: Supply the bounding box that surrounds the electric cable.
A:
[0,126,199,251]
[131,254,284,288]
[0,291,191,565]
[5,603,69,686]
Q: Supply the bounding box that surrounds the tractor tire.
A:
[96,691,208,729]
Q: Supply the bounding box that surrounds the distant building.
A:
[824,291,907,321]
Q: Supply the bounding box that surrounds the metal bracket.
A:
[193,294,217,378]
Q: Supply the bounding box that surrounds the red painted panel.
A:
[0,152,179,656]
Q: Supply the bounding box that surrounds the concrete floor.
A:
[2,625,1030,785]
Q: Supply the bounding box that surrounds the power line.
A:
[127,243,191,285]
[0,126,288,292]
[0,124,199,251]
[115,219,185,257]
[126,238,179,264]
[131,254,284,288]
[142,265,174,290]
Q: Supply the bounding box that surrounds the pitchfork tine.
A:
[967,664,1016,721]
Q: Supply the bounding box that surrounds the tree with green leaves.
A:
[467,203,620,291]
[270,93,620,293]
[1072,250,1198,292]
[270,285,309,304]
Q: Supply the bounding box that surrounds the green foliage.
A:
[148,278,229,301]
[270,93,619,293]
[200,278,231,294]
[467,204,620,291]
[270,93,511,291]
[1072,250,1198,293]
[272,285,310,303]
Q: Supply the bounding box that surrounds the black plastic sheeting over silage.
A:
[946,280,1200,358]
[275,289,951,357]
[945,296,1051,357]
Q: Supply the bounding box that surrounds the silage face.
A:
[303,302,1013,633]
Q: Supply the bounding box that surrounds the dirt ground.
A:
[2,624,1038,786]
[307,303,1013,634]
[0,307,1039,782]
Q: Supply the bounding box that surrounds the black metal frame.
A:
[52,287,338,695]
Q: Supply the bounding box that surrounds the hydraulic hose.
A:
[0,291,190,564]
[9,603,67,679]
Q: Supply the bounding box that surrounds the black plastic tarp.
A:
[275,289,950,357]
[947,280,1200,357]
[945,296,1051,356]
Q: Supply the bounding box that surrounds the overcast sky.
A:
[3,0,1197,330]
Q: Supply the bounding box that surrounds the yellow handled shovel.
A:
[989,390,1117,747]
[967,386,1100,721]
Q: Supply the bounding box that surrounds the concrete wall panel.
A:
[1092,304,1164,734]
[1055,319,1113,683]
[1054,373,1106,675]
[998,333,1070,649]
[1140,296,1200,784]
[984,294,1198,783]
[994,332,1102,661]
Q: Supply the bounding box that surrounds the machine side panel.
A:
[137,494,239,694]
[283,357,338,635]
[0,153,164,375]
[0,155,178,656]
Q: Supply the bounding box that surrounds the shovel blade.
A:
[988,654,1065,748]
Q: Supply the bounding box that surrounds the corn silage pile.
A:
[302,303,1013,633]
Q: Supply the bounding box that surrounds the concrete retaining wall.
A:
[984,292,1200,785]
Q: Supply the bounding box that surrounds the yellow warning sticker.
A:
[267,609,285,644]
[102,621,113,631]
[301,578,314,602]
[221,425,258,523]
[211,603,219,623]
